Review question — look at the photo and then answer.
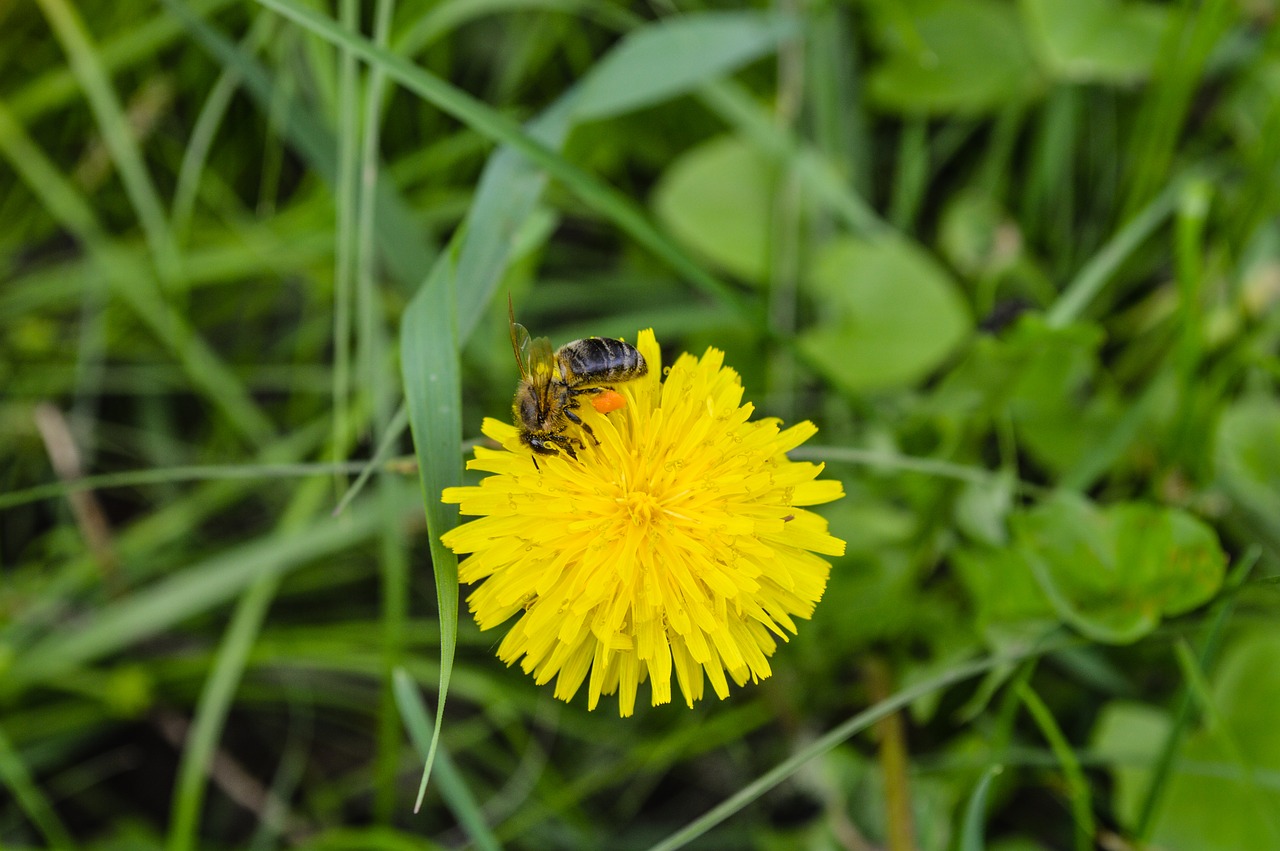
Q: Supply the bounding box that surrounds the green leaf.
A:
[1021,0,1170,84]
[1215,395,1280,526]
[868,0,1040,115]
[652,134,776,285]
[929,315,1117,476]
[575,11,799,122]
[954,471,1015,547]
[932,316,1100,413]
[952,545,1058,650]
[1012,493,1226,644]
[1091,702,1172,829]
[1110,505,1227,617]
[938,189,1021,279]
[1095,630,1280,847]
[807,550,919,646]
[798,234,973,393]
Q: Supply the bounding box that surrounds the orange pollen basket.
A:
[590,389,627,414]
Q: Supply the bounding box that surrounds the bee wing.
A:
[524,335,555,378]
[508,294,532,379]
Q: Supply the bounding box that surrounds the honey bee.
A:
[508,296,647,466]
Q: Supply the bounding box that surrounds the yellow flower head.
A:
[441,330,845,716]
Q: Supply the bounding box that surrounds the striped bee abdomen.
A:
[558,337,647,386]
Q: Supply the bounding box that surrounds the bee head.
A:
[513,383,544,429]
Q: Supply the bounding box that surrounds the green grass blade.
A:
[167,467,337,850]
[400,254,462,811]
[170,67,242,236]
[392,669,502,851]
[1046,174,1189,328]
[1122,0,1236,220]
[791,445,1032,491]
[172,11,276,238]
[392,0,625,60]
[958,765,1003,851]
[163,0,434,289]
[643,646,1071,851]
[35,0,185,291]
[0,461,388,511]
[0,723,76,849]
[8,0,235,122]
[331,406,411,518]
[356,0,406,823]
[0,101,275,444]
[806,5,870,197]
[167,574,283,851]
[1016,682,1095,851]
[1136,548,1261,839]
[572,10,798,121]
[332,0,361,492]
[0,497,396,697]
[452,100,570,342]
[250,0,749,319]
[888,117,928,232]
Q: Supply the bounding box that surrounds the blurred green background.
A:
[3,0,1280,848]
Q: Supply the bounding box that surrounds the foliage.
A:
[2,0,1279,848]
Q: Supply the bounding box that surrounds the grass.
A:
[3,1,1280,849]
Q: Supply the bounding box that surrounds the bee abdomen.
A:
[559,337,647,385]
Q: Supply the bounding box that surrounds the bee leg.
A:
[569,385,612,398]
[564,407,600,445]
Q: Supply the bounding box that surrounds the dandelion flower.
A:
[441,330,846,716]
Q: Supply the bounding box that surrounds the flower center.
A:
[619,490,662,526]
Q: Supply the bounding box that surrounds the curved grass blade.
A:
[400,254,462,811]
[791,445,1043,493]
[392,669,501,851]
[959,765,1003,851]
[171,11,276,237]
[453,100,572,343]
[698,80,884,237]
